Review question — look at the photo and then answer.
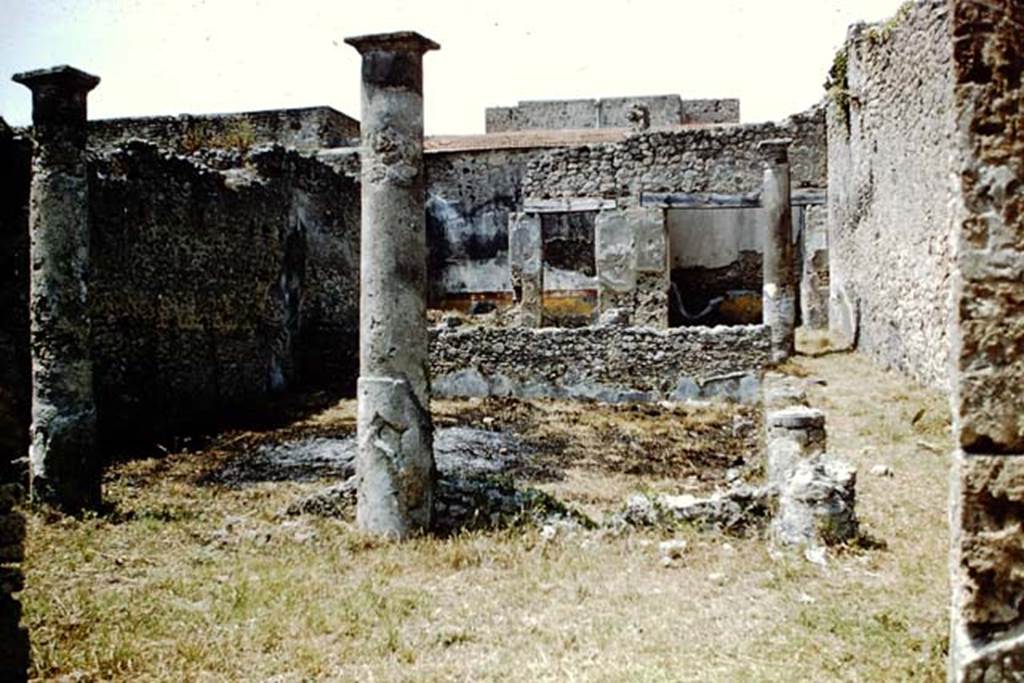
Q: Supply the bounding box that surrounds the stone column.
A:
[346,32,439,539]
[12,66,100,511]
[508,212,542,327]
[759,138,796,362]
[765,406,826,490]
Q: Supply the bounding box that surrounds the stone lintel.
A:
[757,137,793,164]
[345,31,440,55]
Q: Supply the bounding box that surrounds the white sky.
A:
[2,0,904,135]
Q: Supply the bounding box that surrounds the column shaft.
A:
[759,139,796,362]
[13,66,100,511]
[346,32,439,538]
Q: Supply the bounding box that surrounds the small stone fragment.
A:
[658,539,688,561]
[869,464,894,477]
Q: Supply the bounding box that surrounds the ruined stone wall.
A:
[430,324,770,403]
[826,2,954,389]
[88,107,359,153]
[0,121,31,483]
[424,148,544,301]
[679,99,741,125]
[87,141,360,446]
[947,0,1024,677]
[522,108,826,203]
[485,96,742,133]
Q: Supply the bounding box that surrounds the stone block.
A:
[953,630,1024,683]
[595,209,636,294]
[634,208,667,274]
[768,406,825,431]
[951,452,1024,640]
[954,274,1024,454]
[773,458,858,547]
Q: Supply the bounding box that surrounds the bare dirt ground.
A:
[21,343,950,681]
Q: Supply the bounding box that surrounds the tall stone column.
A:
[12,66,100,511]
[346,32,439,539]
[759,138,796,363]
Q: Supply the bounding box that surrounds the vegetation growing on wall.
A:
[181,120,257,153]
[825,48,851,135]
[865,1,913,43]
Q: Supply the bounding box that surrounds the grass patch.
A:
[22,354,951,681]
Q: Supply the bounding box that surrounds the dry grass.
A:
[20,348,951,681]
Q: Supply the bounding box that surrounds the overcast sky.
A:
[2,0,904,135]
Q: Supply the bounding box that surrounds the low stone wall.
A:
[430,324,770,403]
[88,106,359,152]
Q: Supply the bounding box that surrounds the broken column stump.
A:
[764,382,857,548]
[758,138,796,363]
[12,65,101,511]
[346,32,439,539]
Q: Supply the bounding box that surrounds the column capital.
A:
[12,65,100,94]
[13,65,99,134]
[757,138,793,164]
[345,31,440,55]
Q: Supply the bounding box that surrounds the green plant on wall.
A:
[865,1,913,43]
[824,47,851,135]
[180,119,257,154]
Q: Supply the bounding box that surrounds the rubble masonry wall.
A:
[522,108,826,203]
[948,0,1024,678]
[87,141,360,446]
[826,1,954,390]
[484,96,741,133]
[430,324,770,403]
[88,107,359,152]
